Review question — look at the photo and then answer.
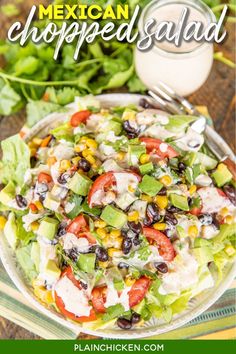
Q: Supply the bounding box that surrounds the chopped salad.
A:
[0,96,235,330]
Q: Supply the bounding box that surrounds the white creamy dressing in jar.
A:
[55,275,91,317]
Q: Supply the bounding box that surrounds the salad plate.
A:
[0,93,235,339]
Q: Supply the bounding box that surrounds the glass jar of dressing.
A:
[135,0,216,96]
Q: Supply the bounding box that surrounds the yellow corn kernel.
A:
[60,159,71,171]
[159,175,172,186]
[188,225,198,238]
[86,138,98,149]
[224,245,235,256]
[30,148,37,157]
[98,261,109,268]
[217,163,226,172]
[220,207,229,217]
[28,141,37,148]
[94,220,107,228]
[108,248,120,257]
[128,185,135,193]
[141,194,153,202]
[153,222,166,231]
[189,185,197,195]
[92,163,99,170]
[96,228,107,239]
[74,144,85,153]
[80,136,89,142]
[125,276,136,287]
[86,155,96,164]
[34,201,43,211]
[110,229,121,238]
[31,221,39,231]
[71,156,81,165]
[47,156,57,167]
[32,138,43,146]
[82,149,92,157]
[34,286,53,304]
[127,211,139,222]
[0,216,7,230]
[140,154,150,165]
[154,195,168,209]
[225,215,234,224]
[122,111,136,121]
[114,236,123,248]
[117,152,126,161]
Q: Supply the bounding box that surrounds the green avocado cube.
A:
[0,181,15,205]
[192,246,213,265]
[139,162,154,175]
[128,145,146,166]
[101,205,127,229]
[139,175,163,197]
[182,152,197,167]
[194,238,210,248]
[105,120,122,135]
[169,194,189,211]
[38,217,59,240]
[212,163,233,187]
[67,172,92,196]
[77,253,96,273]
[44,260,61,280]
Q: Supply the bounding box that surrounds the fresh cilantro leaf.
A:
[102,304,125,321]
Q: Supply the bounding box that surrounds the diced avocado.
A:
[139,162,154,175]
[139,175,163,197]
[16,244,38,281]
[4,212,18,249]
[44,260,61,280]
[104,120,122,135]
[44,192,60,211]
[115,193,137,210]
[176,225,187,238]
[128,145,146,166]
[67,172,92,196]
[196,152,217,170]
[192,246,213,265]
[212,163,233,187]
[182,152,197,167]
[0,181,15,206]
[101,205,127,229]
[77,253,96,273]
[169,194,189,211]
[194,238,210,248]
[38,217,59,240]
[31,241,40,272]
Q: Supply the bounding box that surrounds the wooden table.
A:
[0,1,235,340]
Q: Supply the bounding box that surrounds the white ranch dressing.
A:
[104,282,131,312]
[198,187,233,214]
[55,276,91,317]
[62,233,91,253]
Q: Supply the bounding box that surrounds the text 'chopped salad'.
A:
[0,96,235,330]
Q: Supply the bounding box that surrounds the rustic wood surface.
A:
[0,0,235,340]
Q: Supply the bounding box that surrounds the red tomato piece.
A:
[143,227,175,262]
[139,137,179,159]
[128,276,151,308]
[70,110,91,127]
[189,207,202,216]
[29,203,38,212]
[67,215,96,244]
[55,267,96,323]
[38,172,52,184]
[91,286,107,314]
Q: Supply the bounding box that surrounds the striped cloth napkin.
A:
[0,261,235,340]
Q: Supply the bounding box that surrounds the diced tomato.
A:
[55,267,97,323]
[139,137,179,159]
[38,172,52,184]
[40,135,52,148]
[217,188,227,198]
[88,171,141,207]
[29,203,38,213]
[189,207,202,216]
[129,276,151,308]
[70,110,91,127]
[91,286,107,313]
[67,215,96,244]
[143,227,175,262]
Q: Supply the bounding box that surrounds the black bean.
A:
[39,194,46,202]
[95,246,109,262]
[68,248,78,262]
[123,120,139,136]
[78,158,91,172]
[158,187,167,196]
[223,185,236,206]
[133,235,142,246]
[122,238,132,254]
[127,221,142,235]
[57,173,70,185]
[163,229,172,238]
[178,162,186,173]
[164,212,178,225]
[57,223,67,237]
[131,312,141,324]
[15,194,27,208]
[117,318,132,330]
[118,262,129,269]
[147,203,161,222]
[139,98,155,109]
[154,262,168,273]
[212,213,220,229]
[30,156,37,168]
[198,214,213,226]
[36,182,48,194]
[167,205,181,213]
[80,282,88,290]
[143,217,153,226]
